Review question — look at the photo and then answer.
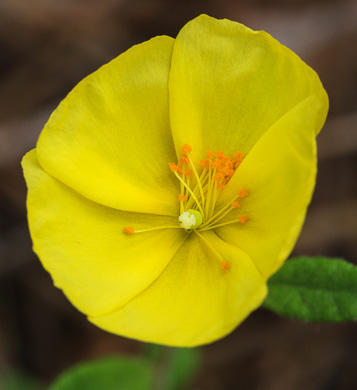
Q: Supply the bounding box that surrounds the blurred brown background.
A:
[0,0,356,389]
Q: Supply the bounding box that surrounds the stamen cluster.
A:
[200,149,243,190]
[124,144,249,272]
[169,145,248,229]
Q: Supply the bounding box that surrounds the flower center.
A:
[168,144,248,232]
[123,144,249,271]
[179,209,203,230]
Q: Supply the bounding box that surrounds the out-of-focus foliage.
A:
[0,373,41,390]
[48,347,200,390]
[48,357,154,390]
[145,345,201,390]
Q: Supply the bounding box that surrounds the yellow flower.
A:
[22,15,328,347]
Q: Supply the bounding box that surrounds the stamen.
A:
[179,154,189,165]
[206,150,213,159]
[168,162,178,172]
[202,188,248,227]
[238,215,248,224]
[238,189,248,198]
[200,215,248,231]
[233,151,244,168]
[125,226,184,234]
[184,170,193,178]
[172,170,205,218]
[204,165,214,217]
[125,145,248,261]
[185,168,208,210]
[181,144,192,154]
[124,226,135,235]
[200,160,210,169]
[187,154,205,212]
[220,260,231,271]
[194,230,230,271]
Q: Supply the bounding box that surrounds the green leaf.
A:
[263,257,357,322]
[145,345,200,390]
[165,348,200,390]
[48,356,154,390]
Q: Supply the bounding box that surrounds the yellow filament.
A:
[186,168,208,210]
[199,218,244,231]
[188,155,205,208]
[205,166,216,218]
[173,171,205,218]
[134,226,184,233]
[194,230,226,266]
[202,194,239,227]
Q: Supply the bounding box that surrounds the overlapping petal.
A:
[36,36,178,216]
[214,96,321,279]
[169,14,328,163]
[22,150,187,317]
[89,230,266,347]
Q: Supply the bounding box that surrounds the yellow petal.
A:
[37,36,179,216]
[214,96,321,279]
[22,149,187,317]
[169,14,328,163]
[89,230,266,347]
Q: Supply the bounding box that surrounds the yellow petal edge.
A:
[169,14,328,163]
[22,149,187,317]
[36,35,179,216]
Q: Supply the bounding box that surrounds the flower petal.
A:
[22,149,187,317]
[89,231,266,347]
[36,36,179,216]
[214,96,321,279]
[169,14,328,162]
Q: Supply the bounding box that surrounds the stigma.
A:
[179,209,203,230]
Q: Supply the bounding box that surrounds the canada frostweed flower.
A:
[22,15,328,346]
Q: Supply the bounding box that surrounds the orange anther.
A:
[225,169,234,179]
[233,151,244,162]
[217,182,226,190]
[238,189,248,198]
[168,162,177,172]
[211,159,220,168]
[231,201,241,208]
[185,169,193,178]
[220,260,231,271]
[206,150,213,159]
[238,215,248,224]
[176,164,183,174]
[181,144,192,154]
[213,173,223,182]
[214,150,225,159]
[200,160,210,169]
[178,194,187,202]
[124,226,135,235]
[179,155,189,165]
